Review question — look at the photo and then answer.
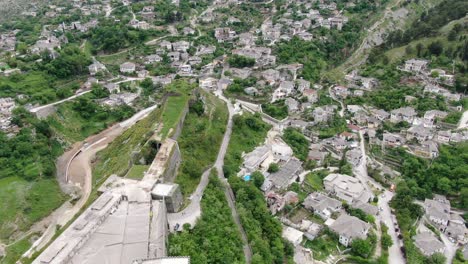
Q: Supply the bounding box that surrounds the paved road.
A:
[355,131,406,264]
[29,90,92,113]
[28,77,145,115]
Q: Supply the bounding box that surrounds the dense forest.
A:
[229,176,294,264]
[389,143,468,209]
[0,109,61,180]
[169,173,245,264]
[385,0,468,49]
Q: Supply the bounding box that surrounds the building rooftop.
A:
[138,257,190,264]
[330,214,370,240]
[268,158,303,189]
[413,232,445,256]
[303,192,341,212]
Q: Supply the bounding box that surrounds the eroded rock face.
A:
[0,0,44,22]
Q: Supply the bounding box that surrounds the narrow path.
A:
[457,110,468,130]
[29,90,92,113]
[328,86,345,118]
[355,131,405,264]
[167,90,252,263]
[215,92,253,264]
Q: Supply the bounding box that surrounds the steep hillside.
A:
[339,0,444,71]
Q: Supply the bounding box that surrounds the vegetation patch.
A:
[304,170,328,191]
[175,91,228,197]
[92,81,192,186]
[223,113,271,178]
[125,165,149,180]
[282,127,310,161]
[0,177,66,242]
[229,176,294,263]
[168,172,245,264]
[47,98,135,143]
[262,100,288,120]
[159,92,190,139]
[303,231,343,261]
[1,233,36,264]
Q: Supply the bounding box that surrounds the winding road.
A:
[355,130,405,264]
[21,105,158,259]
[167,88,252,263]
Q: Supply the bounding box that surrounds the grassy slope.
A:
[125,165,149,180]
[385,16,468,62]
[175,91,228,197]
[0,232,39,264]
[159,93,190,139]
[47,102,123,143]
[338,0,443,72]
[223,114,272,178]
[0,177,67,242]
[92,82,191,186]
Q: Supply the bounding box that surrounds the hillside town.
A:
[0,0,467,264]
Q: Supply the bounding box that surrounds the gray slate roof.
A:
[330,214,370,240]
[413,232,445,256]
[268,158,303,189]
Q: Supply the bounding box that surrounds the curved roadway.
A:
[167,90,252,263]
[21,105,157,258]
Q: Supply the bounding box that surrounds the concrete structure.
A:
[403,59,428,73]
[88,61,106,75]
[33,192,123,264]
[120,62,136,73]
[214,27,236,42]
[152,184,183,213]
[243,145,270,172]
[282,226,304,246]
[390,107,417,123]
[424,197,450,227]
[33,139,183,264]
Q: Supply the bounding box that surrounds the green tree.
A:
[351,238,373,258]
[91,83,110,99]
[416,43,424,57]
[251,171,265,188]
[428,41,444,56]
[268,163,280,173]
[381,233,393,250]
[227,55,256,68]
[427,253,446,264]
